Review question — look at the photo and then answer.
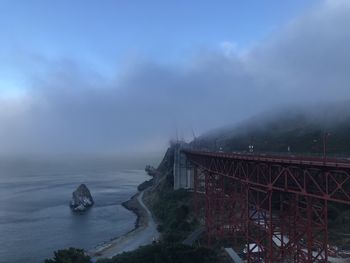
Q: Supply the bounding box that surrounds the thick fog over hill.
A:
[1,0,350,155]
[196,102,350,156]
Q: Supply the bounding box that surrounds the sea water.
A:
[0,157,149,263]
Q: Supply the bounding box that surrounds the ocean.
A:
[0,156,150,263]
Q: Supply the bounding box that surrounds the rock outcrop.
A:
[145,165,158,176]
[70,184,94,212]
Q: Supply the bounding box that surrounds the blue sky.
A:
[1,0,349,155]
[1,0,320,92]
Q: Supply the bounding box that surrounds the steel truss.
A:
[184,150,350,263]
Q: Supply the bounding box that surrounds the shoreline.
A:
[121,191,148,230]
[88,188,159,260]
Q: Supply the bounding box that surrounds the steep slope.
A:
[194,103,350,157]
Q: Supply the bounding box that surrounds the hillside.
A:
[194,104,350,157]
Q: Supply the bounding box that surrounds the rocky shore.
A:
[121,192,148,230]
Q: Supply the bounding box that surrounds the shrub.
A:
[44,247,91,263]
[97,243,217,263]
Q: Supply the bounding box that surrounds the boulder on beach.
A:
[70,184,94,212]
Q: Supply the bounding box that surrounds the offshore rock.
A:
[70,184,94,212]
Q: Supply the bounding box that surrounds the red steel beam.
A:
[184,150,350,204]
[188,150,344,263]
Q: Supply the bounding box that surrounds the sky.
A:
[0,0,349,155]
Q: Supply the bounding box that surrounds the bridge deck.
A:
[182,150,350,168]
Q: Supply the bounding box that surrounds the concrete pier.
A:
[173,142,194,190]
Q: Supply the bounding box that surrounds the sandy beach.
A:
[88,190,159,261]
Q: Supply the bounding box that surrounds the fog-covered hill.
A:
[192,102,350,245]
[193,102,350,157]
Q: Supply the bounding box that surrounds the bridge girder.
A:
[185,150,348,263]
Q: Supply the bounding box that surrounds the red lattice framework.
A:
[184,150,350,263]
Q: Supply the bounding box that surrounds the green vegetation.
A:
[146,170,198,243]
[137,179,153,191]
[44,248,91,263]
[328,204,350,246]
[45,243,218,263]
[98,243,218,263]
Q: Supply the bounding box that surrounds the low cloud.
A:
[0,0,350,155]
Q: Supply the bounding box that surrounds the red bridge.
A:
[182,149,350,262]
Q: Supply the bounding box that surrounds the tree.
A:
[44,247,91,263]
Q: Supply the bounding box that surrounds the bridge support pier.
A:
[195,172,330,263]
[282,195,329,263]
[193,167,206,222]
[246,188,284,263]
[174,144,194,190]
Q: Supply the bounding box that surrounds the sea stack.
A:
[70,184,94,212]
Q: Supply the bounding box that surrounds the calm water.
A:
[0,157,149,263]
